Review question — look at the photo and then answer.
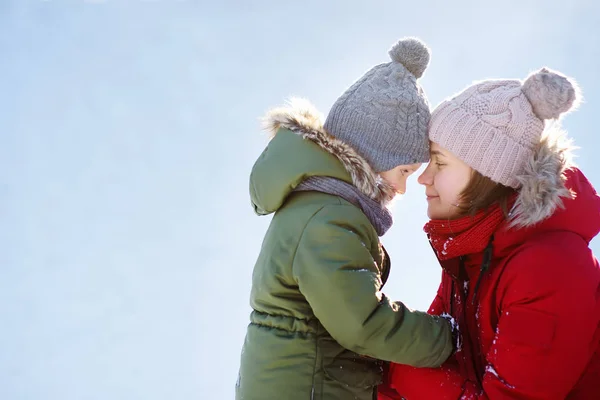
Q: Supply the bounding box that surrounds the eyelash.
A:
[435,162,445,167]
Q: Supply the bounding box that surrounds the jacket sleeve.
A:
[377,276,454,399]
[382,241,600,399]
[292,205,453,367]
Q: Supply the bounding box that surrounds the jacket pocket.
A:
[323,349,383,389]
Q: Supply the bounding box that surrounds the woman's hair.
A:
[459,170,517,217]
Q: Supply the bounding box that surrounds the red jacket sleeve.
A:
[381,241,600,399]
[476,241,600,399]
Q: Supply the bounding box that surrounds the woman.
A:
[379,68,600,399]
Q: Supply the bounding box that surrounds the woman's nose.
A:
[417,165,432,186]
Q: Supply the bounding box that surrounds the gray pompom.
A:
[522,67,581,120]
[388,37,430,79]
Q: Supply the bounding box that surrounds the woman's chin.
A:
[426,208,441,220]
[426,205,458,221]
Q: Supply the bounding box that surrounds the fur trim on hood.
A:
[509,123,575,228]
[262,98,397,206]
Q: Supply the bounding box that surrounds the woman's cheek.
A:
[439,171,467,205]
[436,180,457,206]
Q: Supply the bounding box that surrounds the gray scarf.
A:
[294,176,393,236]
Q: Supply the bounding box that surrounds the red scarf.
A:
[424,203,508,261]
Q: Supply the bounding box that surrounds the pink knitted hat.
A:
[429,68,580,188]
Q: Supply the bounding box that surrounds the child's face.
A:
[379,163,422,195]
[417,142,472,220]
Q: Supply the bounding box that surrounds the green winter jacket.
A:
[236,100,453,400]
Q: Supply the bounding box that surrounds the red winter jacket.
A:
[380,168,600,399]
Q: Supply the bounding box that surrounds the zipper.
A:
[455,256,485,389]
[471,235,494,305]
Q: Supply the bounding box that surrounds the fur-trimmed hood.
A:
[497,166,600,254]
[509,124,575,228]
[495,126,600,253]
[251,98,396,215]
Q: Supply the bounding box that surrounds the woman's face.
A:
[417,142,473,220]
[380,163,422,195]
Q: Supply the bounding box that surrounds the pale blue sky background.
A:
[1,1,599,399]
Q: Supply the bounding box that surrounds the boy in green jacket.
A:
[236,38,454,400]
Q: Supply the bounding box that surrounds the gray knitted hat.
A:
[324,37,432,172]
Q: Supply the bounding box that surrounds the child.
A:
[236,38,456,400]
